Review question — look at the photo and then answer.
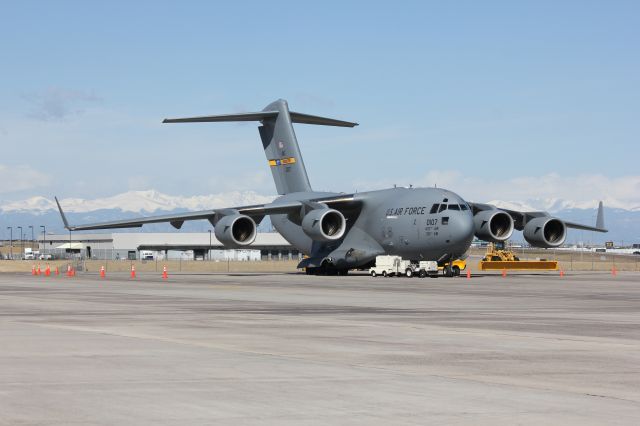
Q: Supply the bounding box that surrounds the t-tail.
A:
[163,99,358,195]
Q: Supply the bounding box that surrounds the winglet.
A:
[54,196,73,230]
[596,201,605,230]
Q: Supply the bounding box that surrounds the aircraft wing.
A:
[468,201,608,233]
[55,194,359,231]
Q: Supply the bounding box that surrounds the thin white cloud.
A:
[0,165,51,194]
[292,92,336,109]
[22,87,103,121]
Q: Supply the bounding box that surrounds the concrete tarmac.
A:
[1,271,639,425]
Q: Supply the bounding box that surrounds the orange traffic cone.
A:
[55,266,59,276]
[162,265,168,280]
[100,265,106,279]
[501,269,507,278]
[45,264,51,277]
[66,264,72,277]
[36,264,41,276]
[612,266,617,277]
[130,264,136,279]
[31,265,36,276]
[560,269,564,277]
[466,268,471,280]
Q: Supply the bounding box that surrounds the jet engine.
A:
[302,208,346,242]
[523,217,566,248]
[214,214,257,248]
[473,210,514,242]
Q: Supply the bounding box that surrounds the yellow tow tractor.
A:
[438,259,467,277]
[478,242,558,271]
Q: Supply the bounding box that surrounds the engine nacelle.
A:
[214,214,257,248]
[523,217,566,248]
[302,208,346,242]
[474,210,514,242]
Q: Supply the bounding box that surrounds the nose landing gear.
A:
[441,255,462,277]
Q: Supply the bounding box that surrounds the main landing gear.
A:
[305,266,348,276]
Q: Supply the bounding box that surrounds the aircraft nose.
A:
[450,211,475,248]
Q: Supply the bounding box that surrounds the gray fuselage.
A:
[271,187,475,268]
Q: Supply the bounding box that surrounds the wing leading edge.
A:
[469,201,608,233]
[54,195,358,232]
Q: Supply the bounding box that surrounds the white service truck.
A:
[369,256,438,278]
[140,250,155,261]
[23,248,39,260]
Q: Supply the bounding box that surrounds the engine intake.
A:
[473,210,514,242]
[302,208,346,242]
[523,217,566,248]
[214,214,257,248]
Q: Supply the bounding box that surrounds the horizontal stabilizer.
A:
[163,111,278,123]
[290,112,358,127]
[163,111,358,127]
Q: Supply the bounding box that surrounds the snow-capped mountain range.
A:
[2,190,636,214]
[487,199,640,213]
[0,190,276,214]
[1,190,638,244]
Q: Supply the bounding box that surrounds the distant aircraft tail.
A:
[163,99,358,195]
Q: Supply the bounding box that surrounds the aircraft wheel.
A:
[405,268,413,278]
[371,270,377,277]
[419,270,427,278]
[338,269,348,276]
[382,271,387,277]
[452,266,461,276]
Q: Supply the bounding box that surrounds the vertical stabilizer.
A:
[163,99,358,195]
[258,99,312,194]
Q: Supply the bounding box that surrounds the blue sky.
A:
[0,0,638,206]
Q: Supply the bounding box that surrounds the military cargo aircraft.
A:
[56,99,607,275]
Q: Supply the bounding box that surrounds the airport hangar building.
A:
[38,232,298,261]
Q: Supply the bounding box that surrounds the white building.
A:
[39,232,298,261]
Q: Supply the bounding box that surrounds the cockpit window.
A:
[448,204,460,211]
[460,204,469,211]
[430,204,439,214]
[438,204,447,213]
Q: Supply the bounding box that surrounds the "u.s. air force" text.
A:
[385,206,428,216]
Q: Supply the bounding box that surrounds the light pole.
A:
[17,226,23,258]
[6,227,12,260]
[208,230,212,261]
[40,225,46,257]
[29,225,34,251]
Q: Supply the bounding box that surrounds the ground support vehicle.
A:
[370,256,439,278]
[416,261,439,277]
[438,259,467,277]
[478,242,558,271]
